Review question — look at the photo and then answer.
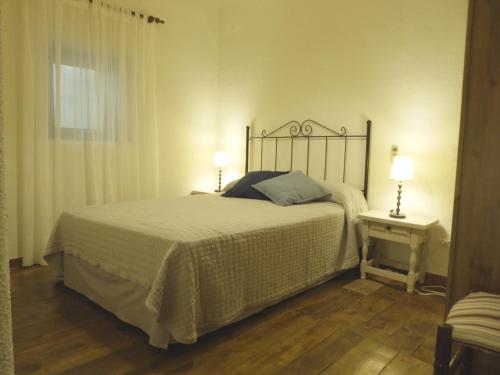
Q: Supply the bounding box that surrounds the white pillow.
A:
[318,180,368,255]
[319,180,368,221]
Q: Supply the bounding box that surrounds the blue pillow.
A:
[222,171,288,200]
[252,171,331,206]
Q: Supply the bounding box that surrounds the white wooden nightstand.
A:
[190,191,211,195]
[190,191,220,195]
[358,210,438,293]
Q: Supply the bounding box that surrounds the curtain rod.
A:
[88,0,165,24]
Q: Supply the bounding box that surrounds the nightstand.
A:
[358,210,438,293]
[190,191,220,195]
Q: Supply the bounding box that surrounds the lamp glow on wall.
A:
[213,151,229,192]
[389,155,414,218]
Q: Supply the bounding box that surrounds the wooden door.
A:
[446,0,500,370]
[447,0,500,306]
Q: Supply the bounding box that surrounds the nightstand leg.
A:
[418,240,428,284]
[361,224,369,279]
[407,244,419,293]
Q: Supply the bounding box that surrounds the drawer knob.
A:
[386,225,392,231]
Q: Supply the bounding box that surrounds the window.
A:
[50,63,100,139]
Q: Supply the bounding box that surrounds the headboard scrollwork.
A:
[245,119,372,198]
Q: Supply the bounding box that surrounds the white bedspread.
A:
[46,189,366,344]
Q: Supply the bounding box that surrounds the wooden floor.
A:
[11,266,444,375]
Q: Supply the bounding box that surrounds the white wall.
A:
[113,0,221,197]
[216,0,468,276]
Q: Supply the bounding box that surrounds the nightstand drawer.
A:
[368,222,411,243]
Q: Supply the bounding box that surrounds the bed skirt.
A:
[47,253,347,349]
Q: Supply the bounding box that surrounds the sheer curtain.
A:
[19,0,159,266]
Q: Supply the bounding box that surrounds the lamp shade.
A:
[213,151,229,168]
[390,155,414,181]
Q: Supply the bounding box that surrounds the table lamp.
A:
[213,151,229,192]
[389,155,414,218]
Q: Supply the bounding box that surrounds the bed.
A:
[45,119,372,349]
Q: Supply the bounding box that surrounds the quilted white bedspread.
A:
[46,191,365,344]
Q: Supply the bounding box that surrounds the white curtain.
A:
[19,0,160,266]
[0,0,15,372]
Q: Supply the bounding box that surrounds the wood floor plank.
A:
[350,303,408,342]
[279,328,363,375]
[383,318,436,354]
[374,285,444,318]
[320,337,398,375]
[178,310,316,375]
[380,354,433,375]
[234,317,344,374]
[298,288,363,320]
[321,292,394,329]
[411,336,437,366]
[11,267,445,374]
[15,317,139,375]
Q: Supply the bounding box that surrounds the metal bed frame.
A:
[244,119,372,198]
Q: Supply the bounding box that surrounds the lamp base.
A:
[389,210,406,219]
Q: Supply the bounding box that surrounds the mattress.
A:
[46,192,365,347]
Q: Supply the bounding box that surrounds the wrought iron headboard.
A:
[245,119,372,198]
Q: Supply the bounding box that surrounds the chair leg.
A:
[461,347,473,375]
[434,324,453,375]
